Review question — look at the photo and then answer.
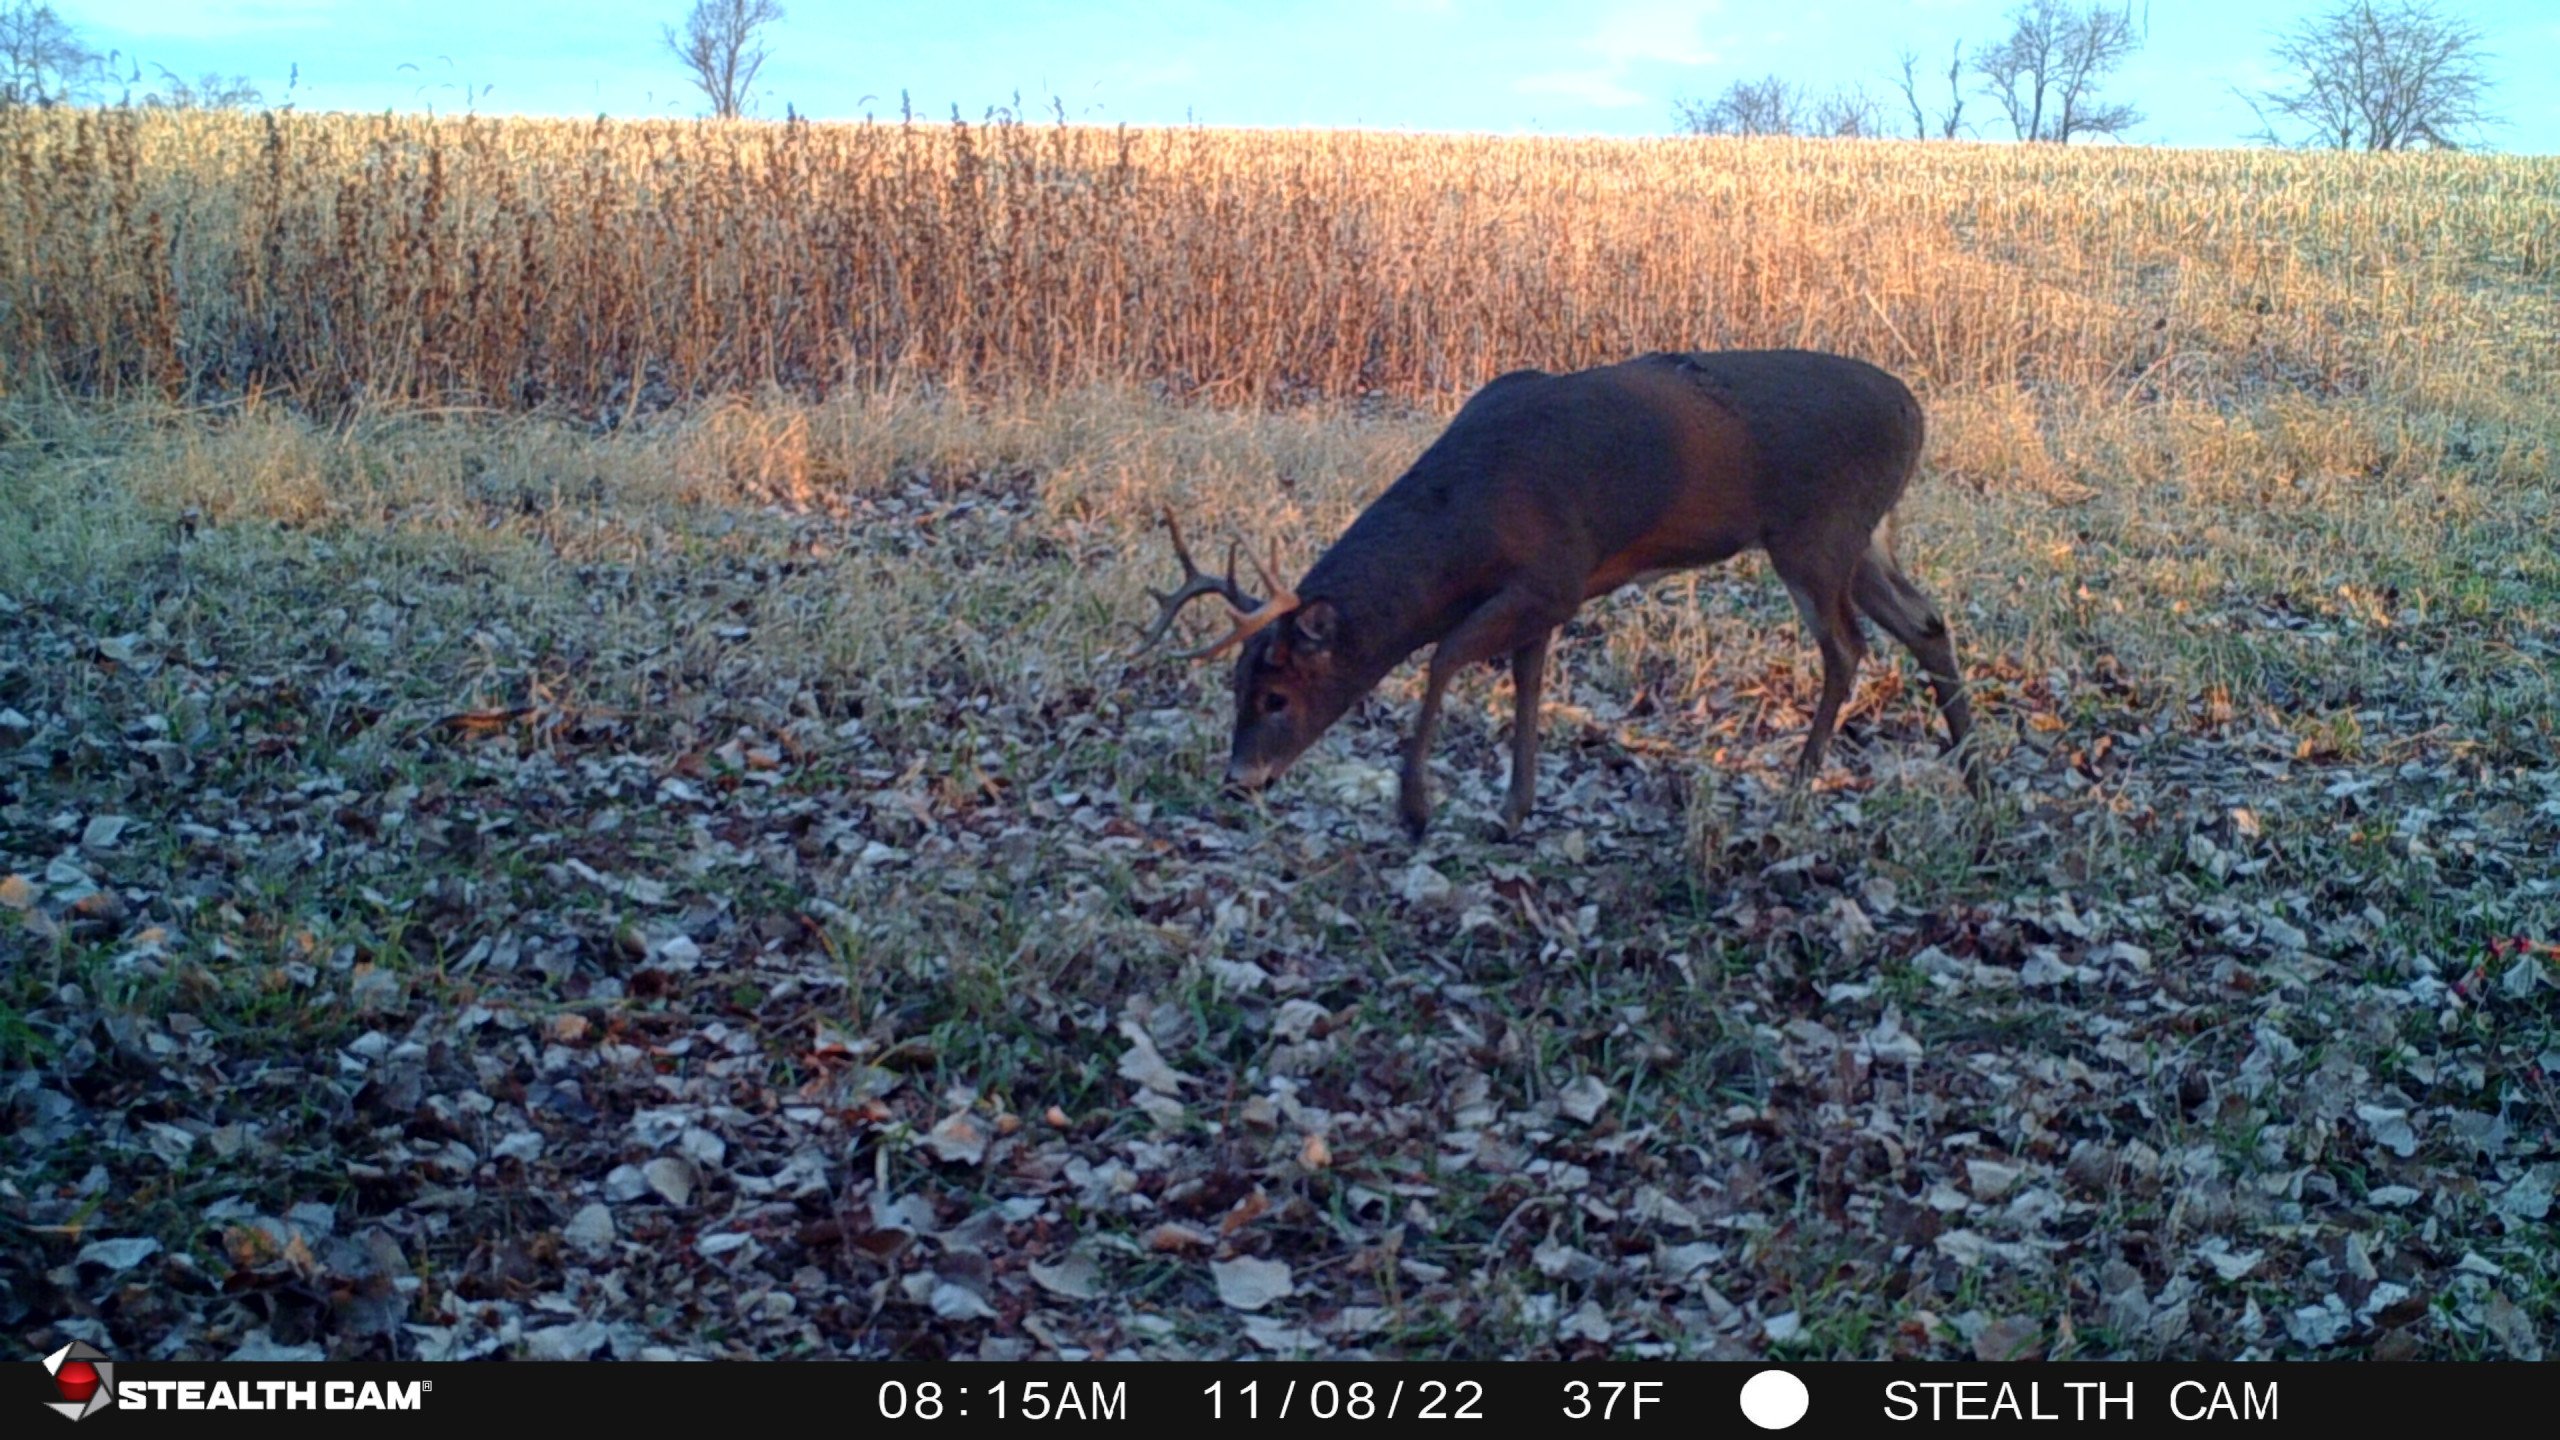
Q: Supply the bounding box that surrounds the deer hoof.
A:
[1399,797,1433,841]
[1949,742,1991,798]
[1397,775,1434,840]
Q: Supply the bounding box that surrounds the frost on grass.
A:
[1,386,2554,1362]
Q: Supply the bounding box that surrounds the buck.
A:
[1137,349,1977,838]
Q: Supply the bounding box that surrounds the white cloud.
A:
[1516,1,1723,113]
[1515,68,1649,109]
[1584,1,1723,69]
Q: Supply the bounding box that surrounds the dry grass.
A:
[3,109,2556,416]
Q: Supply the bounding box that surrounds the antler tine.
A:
[1175,542,1301,663]
[1149,514,1246,597]
[1158,512,1203,585]
[1244,539,1289,601]
[1131,512,1306,663]
[1218,539,1247,603]
[1134,511,1264,657]
[1171,589,1300,662]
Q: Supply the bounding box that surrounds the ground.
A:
[2,382,2554,1361]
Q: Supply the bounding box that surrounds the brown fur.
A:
[1208,349,1977,838]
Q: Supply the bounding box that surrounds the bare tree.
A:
[0,1,96,107]
[663,0,784,120]
[1976,1,2144,142]
[1673,75,1803,137]
[1811,85,1887,138]
[1895,40,1969,139]
[2246,1,2499,150]
[143,65,262,109]
[1675,77,1884,138]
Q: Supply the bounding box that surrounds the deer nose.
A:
[1224,759,1276,793]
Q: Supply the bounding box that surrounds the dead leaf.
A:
[76,1236,161,1271]
[1115,1019,1193,1096]
[2482,1291,2544,1360]
[1212,1256,1295,1311]
[1145,1222,1215,1254]
[642,1156,696,1206]
[563,1204,616,1256]
[1966,1159,2024,1201]
[1559,1075,1610,1124]
[930,1282,999,1322]
[924,1109,990,1165]
[1028,1252,1104,1300]
[1220,1188,1272,1236]
[1972,1315,2044,1361]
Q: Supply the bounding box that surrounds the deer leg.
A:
[1403,590,1565,840]
[1502,629,1552,835]
[1852,544,1981,791]
[1779,574,1866,785]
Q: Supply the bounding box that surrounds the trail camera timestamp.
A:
[874,1379,1127,1422]
[1201,1378,1488,1421]
[1195,1378,1663,1422]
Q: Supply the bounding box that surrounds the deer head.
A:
[1132,512,1353,793]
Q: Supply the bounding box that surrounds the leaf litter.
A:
[1,395,2554,1362]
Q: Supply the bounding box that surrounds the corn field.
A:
[3,107,2555,417]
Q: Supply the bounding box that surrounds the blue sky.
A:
[66,1,2560,152]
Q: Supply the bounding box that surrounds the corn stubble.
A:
[4,108,2553,417]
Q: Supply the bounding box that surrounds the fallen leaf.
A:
[1212,1256,1295,1312]
[1559,1075,1610,1124]
[562,1204,616,1256]
[2482,1291,2544,1361]
[1145,1222,1215,1254]
[2357,1104,2418,1157]
[924,1109,990,1165]
[930,1282,999,1321]
[1973,1315,2043,1362]
[77,1237,162,1271]
[1116,1019,1194,1096]
[1966,1159,2023,1201]
[1028,1253,1104,1300]
[642,1156,696,1206]
[1220,1188,1272,1235]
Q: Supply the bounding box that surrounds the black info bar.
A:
[27,1359,2521,1435]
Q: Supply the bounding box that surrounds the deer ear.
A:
[1291,600,1339,652]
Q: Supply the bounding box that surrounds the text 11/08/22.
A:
[1203,1378,1671,1422]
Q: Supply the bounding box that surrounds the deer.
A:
[1135,349,1977,840]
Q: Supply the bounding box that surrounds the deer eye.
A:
[1262,692,1289,715]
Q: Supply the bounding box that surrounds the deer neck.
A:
[1301,514,1484,677]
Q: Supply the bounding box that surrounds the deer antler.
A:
[1133,512,1299,662]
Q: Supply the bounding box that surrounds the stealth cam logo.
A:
[42,1342,113,1422]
